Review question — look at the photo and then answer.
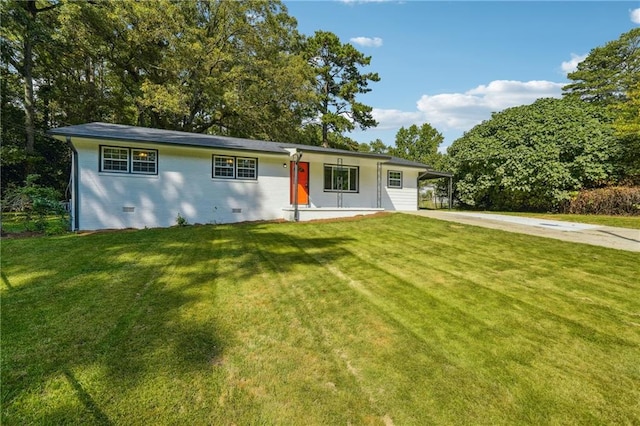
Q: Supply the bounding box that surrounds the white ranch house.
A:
[49,122,446,231]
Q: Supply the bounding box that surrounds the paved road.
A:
[404,210,640,252]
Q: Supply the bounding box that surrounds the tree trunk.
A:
[321,80,329,148]
[321,122,328,148]
[23,21,35,154]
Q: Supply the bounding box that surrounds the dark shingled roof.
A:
[48,122,433,169]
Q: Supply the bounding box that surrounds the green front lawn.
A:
[2,214,639,424]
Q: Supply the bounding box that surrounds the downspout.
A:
[291,150,302,222]
[66,136,79,231]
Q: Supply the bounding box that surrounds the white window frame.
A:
[100,146,159,175]
[212,155,258,180]
[323,164,359,193]
[236,157,257,179]
[387,170,403,188]
[101,146,129,173]
[213,155,235,179]
[132,149,157,174]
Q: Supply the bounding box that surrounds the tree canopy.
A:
[390,123,445,169]
[563,28,640,182]
[448,98,616,211]
[1,0,379,195]
[302,30,380,148]
[564,28,640,106]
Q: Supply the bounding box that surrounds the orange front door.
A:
[290,161,309,205]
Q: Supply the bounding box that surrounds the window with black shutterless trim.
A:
[212,155,257,180]
[323,164,358,192]
[100,146,158,175]
[387,170,402,188]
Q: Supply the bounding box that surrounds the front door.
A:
[290,161,309,205]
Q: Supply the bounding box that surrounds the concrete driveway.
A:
[404,210,640,252]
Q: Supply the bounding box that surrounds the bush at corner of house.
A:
[1,174,69,233]
[562,186,640,216]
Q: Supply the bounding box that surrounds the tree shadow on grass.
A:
[1,222,352,423]
[61,368,113,426]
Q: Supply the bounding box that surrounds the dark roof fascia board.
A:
[48,128,288,156]
[47,123,428,167]
[51,130,389,160]
[418,170,453,179]
[47,123,390,160]
[47,123,287,154]
[293,146,394,161]
[55,135,289,156]
[383,158,431,169]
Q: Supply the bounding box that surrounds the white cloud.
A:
[370,109,424,130]
[561,53,587,74]
[350,36,383,48]
[631,8,640,24]
[371,80,564,136]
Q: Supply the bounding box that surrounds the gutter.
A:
[66,136,79,231]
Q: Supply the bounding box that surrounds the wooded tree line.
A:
[1,0,379,194]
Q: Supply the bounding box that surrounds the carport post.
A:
[291,150,303,222]
[448,176,453,210]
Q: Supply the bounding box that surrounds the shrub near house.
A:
[1,174,69,235]
[564,186,640,215]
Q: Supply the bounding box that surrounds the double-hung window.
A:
[213,155,258,180]
[101,146,158,175]
[132,149,157,174]
[213,156,235,178]
[102,147,129,172]
[387,170,403,188]
[323,164,358,192]
[236,158,257,179]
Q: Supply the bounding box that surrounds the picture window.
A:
[323,164,358,192]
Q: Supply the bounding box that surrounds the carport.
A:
[418,170,453,210]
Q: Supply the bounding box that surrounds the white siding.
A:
[381,166,420,211]
[73,138,289,230]
[300,153,420,211]
[71,138,423,230]
[304,153,378,209]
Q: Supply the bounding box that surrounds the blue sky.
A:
[284,1,640,150]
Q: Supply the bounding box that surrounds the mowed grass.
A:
[1,214,639,425]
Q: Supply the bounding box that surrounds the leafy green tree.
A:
[610,82,640,181]
[1,0,70,193]
[390,123,445,169]
[368,138,389,154]
[564,28,640,105]
[303,30,380,148]
[99,0,313,141]
[563,28,640,182]
[357,143,371,153]
[295,123,358,150]
[2,0,319,194]
[1,0,62,154]
[448,98,616,211]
